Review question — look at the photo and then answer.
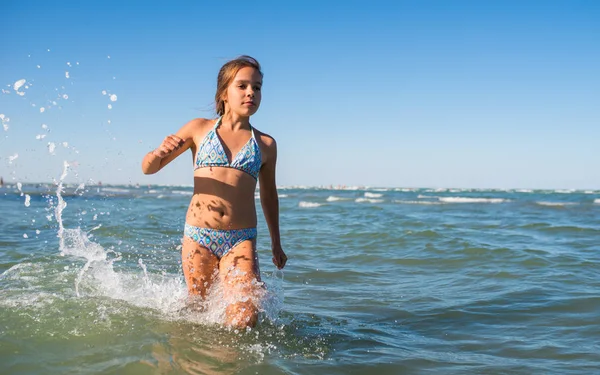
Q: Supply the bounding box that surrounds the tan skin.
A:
[141,67,286,328]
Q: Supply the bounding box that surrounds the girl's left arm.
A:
[259,137,287,269]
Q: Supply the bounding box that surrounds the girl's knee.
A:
[226,300,258,328]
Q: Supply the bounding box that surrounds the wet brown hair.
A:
[215,55,263,116]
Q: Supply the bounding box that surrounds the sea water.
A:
[1,182,599,374]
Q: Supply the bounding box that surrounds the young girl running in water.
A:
[141,56,287,328]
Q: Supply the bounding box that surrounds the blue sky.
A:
[1,0,599,189]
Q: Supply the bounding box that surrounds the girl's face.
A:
[224,66,262,117]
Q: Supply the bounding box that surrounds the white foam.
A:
[326,195,351,202]
[170,190,191,195]
[515,189,533,193]
[24,194,31,207]
[299,201,321,208]
[101,187,130,193]
[555,189,575,194]
[593,199,600,204]
[364,192,383,198]
[278,194,288,198]
[438,197,507,204]
[355,198,384,203]
[393,200,443,205]
[536,201,577,207]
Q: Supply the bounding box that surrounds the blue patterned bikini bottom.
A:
[184,223,257,259]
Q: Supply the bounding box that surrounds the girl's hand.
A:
[272,245,288,269]
[152,135,184,158]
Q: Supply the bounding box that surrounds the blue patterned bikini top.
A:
[194,117,262,179]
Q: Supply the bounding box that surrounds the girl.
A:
[141,56,287,328]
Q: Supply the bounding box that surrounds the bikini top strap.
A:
[213,117,222,130]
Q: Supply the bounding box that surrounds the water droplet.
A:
[13,79,26,91]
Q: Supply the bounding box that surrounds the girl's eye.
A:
[254,86,261,91]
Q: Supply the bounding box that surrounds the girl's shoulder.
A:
[252,127,276,148]
[177,118,218,139]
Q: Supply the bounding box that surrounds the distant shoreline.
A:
[1,182,599,192]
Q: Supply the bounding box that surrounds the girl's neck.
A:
[221,112,250,131]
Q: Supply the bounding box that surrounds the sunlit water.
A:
[1,183,599,374]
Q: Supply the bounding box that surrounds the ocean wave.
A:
[355,198,384,203]
[278,194,288,198]
[326,196,351,202]
[393,200,444,205]
[170,190,191,195]
[101,187,130,193]
[364,192,383,198]
[594,199,600,204]
[299,201,321,208]
[536,201,578,207]
[438,197,507,204]
[425,188,448,193]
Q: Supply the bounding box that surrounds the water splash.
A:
[51,161,283,326]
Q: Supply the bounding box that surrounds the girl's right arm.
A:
[141,118,205,175]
